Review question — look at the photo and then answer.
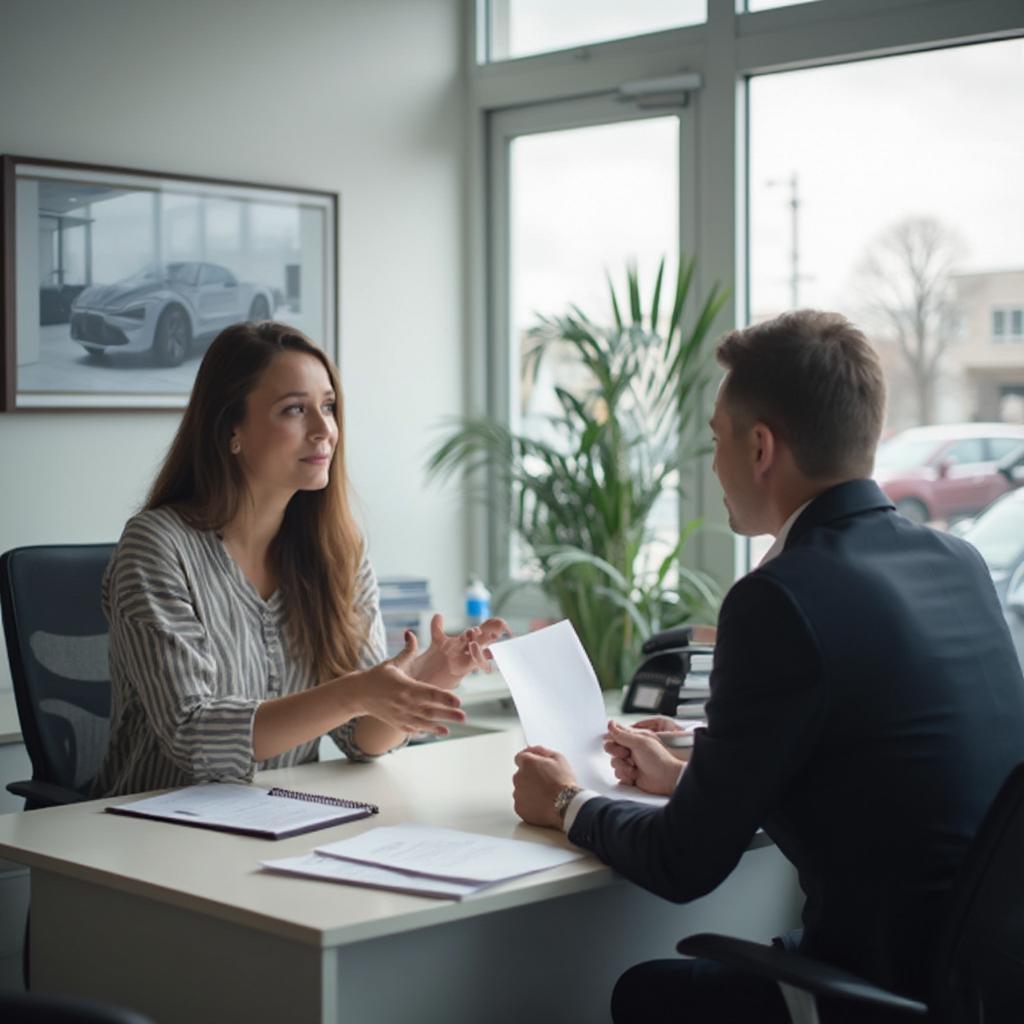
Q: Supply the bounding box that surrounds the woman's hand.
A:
[603,720,687,796]
[346,632,467,737]
[410,613,511,690]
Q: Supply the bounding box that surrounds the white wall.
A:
[0,0,469,690]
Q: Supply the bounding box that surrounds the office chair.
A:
[677,761,1024,1024]
[1,545,115,810]
[0,991,155,1023]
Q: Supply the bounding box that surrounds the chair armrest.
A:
[6,779,88,808]
[676,933,927,1015]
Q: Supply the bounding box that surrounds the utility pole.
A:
[767,172,802,308]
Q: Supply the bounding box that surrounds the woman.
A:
[95,320,507,797]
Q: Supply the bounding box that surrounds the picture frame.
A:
[0,155,338,411]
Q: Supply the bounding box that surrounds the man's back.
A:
[571,480,1024,999]
[755,479,1024,994]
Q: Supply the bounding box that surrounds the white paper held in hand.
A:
[490,619,667,806]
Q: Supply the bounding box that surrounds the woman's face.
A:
[230,349,339,504]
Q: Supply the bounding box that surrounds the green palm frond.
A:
[426,255,729,688]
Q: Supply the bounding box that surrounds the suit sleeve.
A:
[568,572,826,902]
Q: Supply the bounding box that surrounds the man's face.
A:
[709,380,763,537]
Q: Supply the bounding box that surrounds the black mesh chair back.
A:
[926,761,1024,1022]
[1,544,115,809]
[676,760,1024,1023]
[0,991,155,1023]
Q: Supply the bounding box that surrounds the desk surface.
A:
[0,729,650,951]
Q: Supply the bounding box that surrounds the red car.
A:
[873,423,1024,523]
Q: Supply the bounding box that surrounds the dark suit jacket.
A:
[570,479,1024,997]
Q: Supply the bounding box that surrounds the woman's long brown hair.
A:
[146,321,366,680]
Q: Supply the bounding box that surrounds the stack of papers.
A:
[490,620,669,806]
[261,823,584,900]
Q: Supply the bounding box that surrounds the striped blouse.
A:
[94,506,389,797]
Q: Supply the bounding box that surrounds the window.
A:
[942,439,985,466]
[471,0,1024,610]
[484,0,705,62]
[490,97,687,583]
[509,117,679,438]
[749,38,1024,541]
[989,437,1024,461]
[993,308,1024,343]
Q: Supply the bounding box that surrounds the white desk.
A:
[0,730,801,1023]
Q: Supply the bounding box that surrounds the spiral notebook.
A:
[106,781,378,839]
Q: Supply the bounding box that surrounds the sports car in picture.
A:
[69,261,274,366]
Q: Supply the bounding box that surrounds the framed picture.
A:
[0,155,338,411]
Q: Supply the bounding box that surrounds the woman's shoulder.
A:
[113,506,211,569]
[118,506,195,544]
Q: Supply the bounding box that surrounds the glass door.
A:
[488,93,697,594]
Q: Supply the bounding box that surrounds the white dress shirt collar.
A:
[757,498,813,567]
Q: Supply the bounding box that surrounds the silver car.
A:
[958,487,1024,664]
[69,261,274,366]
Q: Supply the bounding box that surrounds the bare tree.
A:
[856,216,963,425]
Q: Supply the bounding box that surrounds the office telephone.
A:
[621,626,713,716]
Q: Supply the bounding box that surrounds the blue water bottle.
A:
[465,578,491,626]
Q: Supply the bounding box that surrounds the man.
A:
[512,310,1024,1022]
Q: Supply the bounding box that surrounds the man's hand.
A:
[513,745,577,830]
[604,720,687,796]
[631,716,693,762]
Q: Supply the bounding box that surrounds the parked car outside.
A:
[958,487,1024,665]
[873,423,1024,523]
[69,261,274,366]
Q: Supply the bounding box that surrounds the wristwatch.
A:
[554,785,583,821]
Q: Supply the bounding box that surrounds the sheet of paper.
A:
[316,824,584,884]
[261,852,483,900]
[490,620,667,806]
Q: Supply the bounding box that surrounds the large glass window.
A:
[474,0,1022,609]
[509,118,679,440]
[747,39,1024,609]
[485,0,705,62]
[497,112,685,580]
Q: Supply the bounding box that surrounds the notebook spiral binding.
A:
[268,786,379,815]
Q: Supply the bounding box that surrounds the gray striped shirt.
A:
[94,506,389,797]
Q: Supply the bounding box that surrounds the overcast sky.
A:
[750,38,1024,316]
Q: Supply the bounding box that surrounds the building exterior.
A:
[953,270,1024,422]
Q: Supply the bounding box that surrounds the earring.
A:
[230,440,241,455]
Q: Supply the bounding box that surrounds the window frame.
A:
[464,0,1024,595]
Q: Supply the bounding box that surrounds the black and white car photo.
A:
[70,261,275,366]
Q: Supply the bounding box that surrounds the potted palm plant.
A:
[427,256,728,690]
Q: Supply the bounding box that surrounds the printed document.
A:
[316,823,583,884]
[490,620,668,805]
[261,852,484,900]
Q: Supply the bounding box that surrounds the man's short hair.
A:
[716,310,886,480]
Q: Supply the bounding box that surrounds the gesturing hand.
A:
[410,613,511,690]
[349,632,466,737]
[512,745,577,830]
[604,720,686,796]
